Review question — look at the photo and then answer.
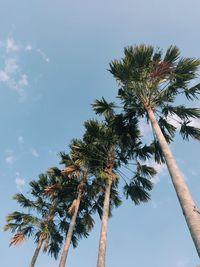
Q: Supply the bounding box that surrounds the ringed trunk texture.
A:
[97,178,112,267]
[147,107,200,257]
[29,237,43,267]
[59,190,82,267]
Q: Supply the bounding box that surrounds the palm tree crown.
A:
[109,45,200,143]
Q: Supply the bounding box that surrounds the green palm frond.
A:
[174,58,200,83]
[59,152,72,165]
[82,213,95,231]
[133,143,154,161]
[162,105,200,120]
[151,140,165,164]
[92,97,116,119]
[136,162,157,178]
[180,121,200,141]
[184,83,200,100]
[5,211,39,225]
[158,117,176,137]
[123,182,151,205]
[47,167,62,177]
[163,45,180,63]
[13,194,35,209]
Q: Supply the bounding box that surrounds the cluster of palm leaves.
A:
[4,44,200,266]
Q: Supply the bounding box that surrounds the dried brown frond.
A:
[44,184,61,195]
[150,61,172,81]
[43,236,49,252]
[9,232,25,246]
[62,165,80,175]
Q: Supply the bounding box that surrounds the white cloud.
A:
[5,58,19,74]
[25,45,32,51]
[18,136,24,144]
[0,70,9,82]
[26,45,49,62]
[0,36,49,97]
[6,38,20,53]
[15,172,25,191]
[18,74,28,87]
[0,58,28,95]
[167,114,200,129]
[167,114,181,129]
[5,155,15,164]
[140,120,152,136]
[37,48,50,63]
[188,117,200,128]
[150,161,167,184]
[5,150,16,164]
[30,148,39,158]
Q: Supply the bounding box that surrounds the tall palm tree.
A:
[47,142,121,267]
[81,119,156,267]
[4,173,64,267]
[58,140,99,267]
[107,44,200,256]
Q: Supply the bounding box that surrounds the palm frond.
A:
[9,232,26,246]
[162,105,200,120]
[13,194,35,209]
[184,83,200,100]
[123,182,151,205]
[136,162,157,178]
[163,45,180,63]
[92,97,116,118]
[180,121,200,141]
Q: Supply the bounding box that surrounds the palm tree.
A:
[47,142,121,267]
[4,173,64,267]
[81,119,156,267]
[58,140,98,267]
[107,44,200,256]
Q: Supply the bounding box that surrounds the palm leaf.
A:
[9,232,26,246]
[163,45,180,63]
[180,121,200,141]
[92,97,116,118]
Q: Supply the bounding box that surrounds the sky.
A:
[0,0,200,266]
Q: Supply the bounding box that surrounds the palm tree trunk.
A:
[147,107,200,257]
[97,178,112,267]
[29,237,44,267]
[59,190,82,267]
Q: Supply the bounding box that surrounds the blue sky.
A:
[1,0,200,266]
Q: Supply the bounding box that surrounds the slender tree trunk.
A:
[59,190,82,267]
[97,178,112,267]
[29,237,44,267]
[147,107,200,257]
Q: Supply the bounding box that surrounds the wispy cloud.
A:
[6,38,20,53]
[5,155,15,164]
[167,113,200,129]
[5,149,16,165]
[25,44,32,51]
[150,161,167,184]
[18,135,24,144]
[36,48,50,63]
[0,36,49,98]
[15,172,25,191]
[0,70,9,82]
[30,148,39,158]
[0,52,28,96]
